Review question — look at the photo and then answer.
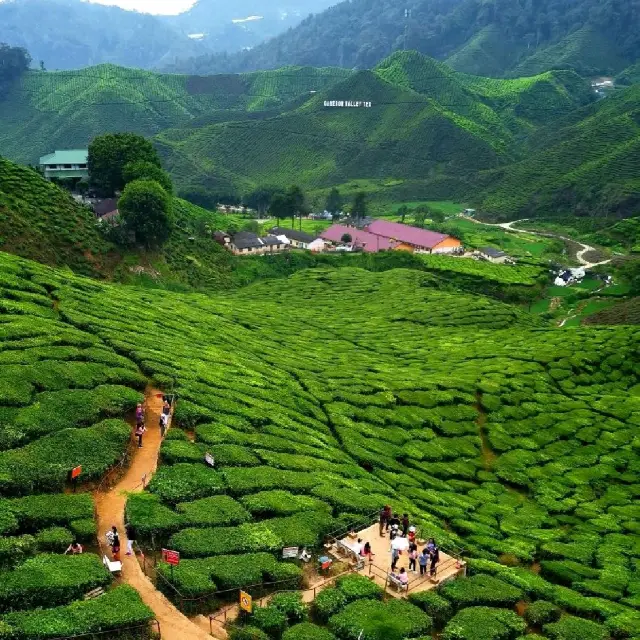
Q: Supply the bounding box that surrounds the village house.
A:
[365,219,462,254]
[476,247,511,264]
[39,149,89,180]
[269,227,321,250]
[320,225,397,252]
[215,231,287,256]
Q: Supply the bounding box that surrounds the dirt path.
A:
[468,218,612,268]
[93,388,212,640]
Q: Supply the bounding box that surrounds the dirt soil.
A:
[93,387,213,640]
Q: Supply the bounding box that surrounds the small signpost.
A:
[239,590,252,614]
[204,452,215,468]
[70,466,82,492]
[162,548,180,581]
[282,546,299,559]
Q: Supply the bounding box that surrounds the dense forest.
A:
[164,0,640,77]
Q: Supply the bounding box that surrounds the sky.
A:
[83,0,197,14]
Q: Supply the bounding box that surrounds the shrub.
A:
[241,491,330,517]
[263,511,334,548]
[336,574,384,602]
[35,527,73,552]
[160,440,207,465]
[0,535,36,570]
[229,627,270,640]
[409,590,453,626]
[69,518,96,543]
[282,622,336,640]
[439,574,523,609]
[524,600,561,626]
[252,605,288,638]
[269,592,307,624]
[312,588,347,623]
[148,463,226,504]
[125,493,183,539]
[544,616,609,640]
[176,495,251,527]
[329,599,432,640]
[442,607,526,640]
[4,494,94,531]
[606,610,640,639]
[210,444,261,467]
[0,554,110,612]
[1,585,153,638]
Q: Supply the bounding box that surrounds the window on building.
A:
[63,164,72,169]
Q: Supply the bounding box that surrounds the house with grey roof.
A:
[477,247,511,264]
[39,149,89,180]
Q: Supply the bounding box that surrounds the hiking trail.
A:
[93,387,216,640]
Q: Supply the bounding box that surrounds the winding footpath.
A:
[93,388,214,640]
[472,218,612,269]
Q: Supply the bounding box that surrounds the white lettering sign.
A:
[324,101,372,108]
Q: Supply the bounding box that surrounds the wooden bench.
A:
[84,587,106,600]
[387,574,408,592]
[103,555,122,574]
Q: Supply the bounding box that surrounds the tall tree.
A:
[397,205,409,223]
[286,185,307,228]
[269,193,291,224]
[123,160,173,194]
[325,187,343,217]
[244,186,280,216]
[118,179,173,248]
[0,43,31,87]
[351,191,367,222]
[88,133,161,196]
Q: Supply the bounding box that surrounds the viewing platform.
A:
[325,521,466,598]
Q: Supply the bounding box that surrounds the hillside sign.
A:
[162,549,180,566]
[324,100,372,108]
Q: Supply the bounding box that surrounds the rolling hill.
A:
[154,52,593,196]
[0,64,351,166]
[477,84,640,220]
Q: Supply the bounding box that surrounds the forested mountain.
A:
[165,0,640,78]
[0,0,334,71]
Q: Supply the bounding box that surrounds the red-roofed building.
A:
[365,219,461,254]
[320,225,397,253]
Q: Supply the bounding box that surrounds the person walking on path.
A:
[401,513,410,537]
[107,526,121,561]
[125,522,137,556]
[430,543,440,577]
[408,542,418,573]
[135,422,146,448]
[159,412,168,437]
[379,505,391,537]
[135,403,144,427]
[162,399,171,416]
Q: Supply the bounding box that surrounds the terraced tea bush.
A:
[442,607,526,640]
[329,599,432,639]
[408,591,454,626]
[148,463,226,504]
[241,491,331,517]
[34,527,73,552]
[176,495,251,527]
[251,604,288,637]
[282,622,336,640]
[439,574,523,609]
[524,600,561,626]
[0,585,153,639]
[544,615,609,640]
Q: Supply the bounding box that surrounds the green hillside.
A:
[477,84,640,220]
[156,52,593,196]
[0,64,350,165]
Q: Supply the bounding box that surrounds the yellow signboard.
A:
[239,590,252,613]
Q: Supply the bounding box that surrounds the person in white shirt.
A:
[352,537,363,555]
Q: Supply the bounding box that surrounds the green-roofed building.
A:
[39,149,89,180]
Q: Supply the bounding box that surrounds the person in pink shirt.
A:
[398,567,409,585]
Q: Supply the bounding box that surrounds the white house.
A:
[477,247,510,264]
[269,227,319,250]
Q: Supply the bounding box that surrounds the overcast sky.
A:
[84,0,197,14]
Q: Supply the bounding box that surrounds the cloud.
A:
[83,0,197,15]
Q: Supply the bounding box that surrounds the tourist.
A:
[389,512,400,530]
[135,422,146,448]
[389,523,399,541]
[408,542,418,573]
[401,513,410,536]
[362,541,373,559]
[162,399,171,415]
[426,538,436,554]
[109,526,121,561]
[391,546,400,571]
[159,411,168,437]
[398,567,409,585]
[135,403,144,427]
[430,543,440,577]
[379,505,391,536]
[352,538,363,555]
[419,549,429,576]
[125,522,137,556]
[64,541,83,555]
[407,526,416,544]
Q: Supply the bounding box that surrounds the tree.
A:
[88,133,161,196]
[244,186,280,216]
[286,185,307,228]
[397,205,409,223]
[341,233,352,243]
[0,43,31,86]
[351,191,367,221]
[123,160,173,194]
[118,179,173,248]
[269,193,291,223]
[325,187,343,216]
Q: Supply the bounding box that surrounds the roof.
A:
[39,149,88,165]
[232,231,263,250]
[93,199,118,217]
[366,219,450,249]
[480,247,506,258]
[269,227,316,243]
[320,225,396,253]
[262,235,284,246]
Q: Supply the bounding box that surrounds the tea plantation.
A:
[0,249,638,639]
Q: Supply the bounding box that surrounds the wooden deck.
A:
[328,523,466,598]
